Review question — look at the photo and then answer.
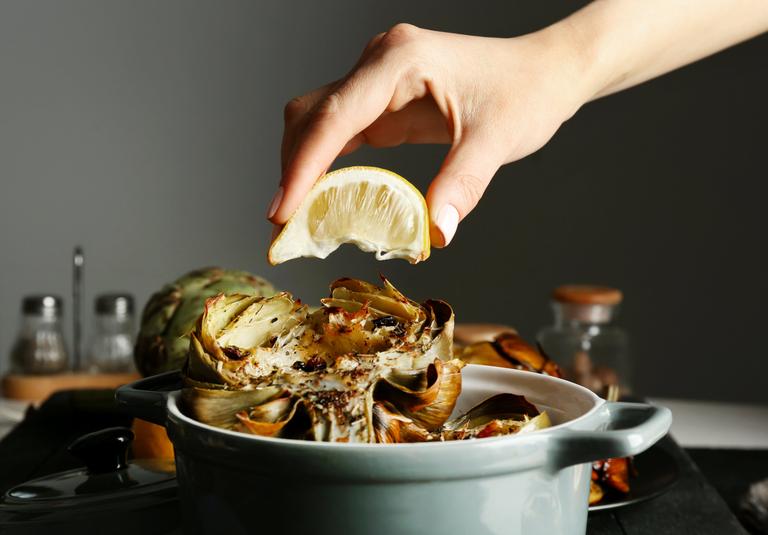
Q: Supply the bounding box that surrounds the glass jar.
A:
[10,296,69,374]
[83,294,135,373]
[536,285,630,398]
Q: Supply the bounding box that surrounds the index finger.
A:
[269,56,404,224]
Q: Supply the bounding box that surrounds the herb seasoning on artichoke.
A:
[182,277,550,443]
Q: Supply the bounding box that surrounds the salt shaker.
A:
[536,285,631,398]
[10,296,69,374]
[83,294,135,373]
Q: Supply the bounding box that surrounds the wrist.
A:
[534,8,617,106]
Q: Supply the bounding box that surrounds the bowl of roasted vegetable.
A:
[118,277,670,535]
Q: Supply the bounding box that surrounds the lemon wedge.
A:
[268,166,430,265]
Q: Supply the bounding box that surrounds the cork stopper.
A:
[552,285,623,306]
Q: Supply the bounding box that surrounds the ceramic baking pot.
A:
[116,365,671,535]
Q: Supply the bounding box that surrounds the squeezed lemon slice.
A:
[268,166,430,265]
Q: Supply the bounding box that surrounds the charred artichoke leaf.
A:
[589,481,605,505]
[458,341,516,368]
[201,293,305,361]
[331,277,417,306]
[330,287,424,324]
[423,300,453,337]
[236,394,303,437]
[594,457,631,494]
[494,333,563,377]
[199,294,263,361]
[329,277,380,294]
[319,297,364,314]
[445,393,539,430]
[331,276,426,322]
[187,331,272,388]
[321,297,404,326]
[456,333,562,378]
[380,277,411,302]
[442,393,551,439]
[188,293,310,385]
[186,332,232,386]
[376,362,440,410]
[402,358,463,431]
[372,401,431,443]
[303,388,373,443]
[182,385,284,428]
[163,276,270,357]
[377,358,464,431]
[516,411,552,434]
[420,300,454,362]
[215,294,303,352]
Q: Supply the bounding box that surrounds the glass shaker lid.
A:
[95,293,134,316]
[1,427,176,511]
[21,295,63,317]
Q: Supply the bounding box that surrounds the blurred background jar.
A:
[537,285,631,398]
[10,296,69,374]
[83,294,135,373]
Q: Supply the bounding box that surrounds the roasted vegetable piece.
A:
[589,481,605,505]
[135,267,275,376]
[453,323,517,346]
[183,277,459,442]
[593,457,631,494]
[181,277,550,444]
[457,332,562,378]
[456,341,515,368]
[442,393,551,440]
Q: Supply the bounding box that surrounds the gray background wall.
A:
[1,1,766,403]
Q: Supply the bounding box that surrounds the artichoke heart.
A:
[182,277,550,443]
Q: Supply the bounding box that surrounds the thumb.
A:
[425,133,502,247]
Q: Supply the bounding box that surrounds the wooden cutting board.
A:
[2,372,140,404]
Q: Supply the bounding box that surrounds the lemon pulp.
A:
[268,166,430,265]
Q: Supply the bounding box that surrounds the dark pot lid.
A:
[0,427,177,516]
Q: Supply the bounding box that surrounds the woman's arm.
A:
[269,1,768,246]
[561,0,768,99]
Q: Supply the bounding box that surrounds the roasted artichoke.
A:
[457,332,563,378]
[135,267,275,376]
[182,277,550,443]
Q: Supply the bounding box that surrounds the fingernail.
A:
[436,204,459,246]
[266,187,284,220]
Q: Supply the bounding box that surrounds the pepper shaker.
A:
[10,296,69,374]
[83,294,136,373]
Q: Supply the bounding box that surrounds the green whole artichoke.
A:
[134,267,275,376]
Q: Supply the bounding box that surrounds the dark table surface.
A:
[0,390,766,535]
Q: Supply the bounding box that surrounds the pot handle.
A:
[548,402,672,471]
[115,370,182,426]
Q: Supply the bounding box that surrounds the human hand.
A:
[269,0,768,247]
[268,23,593,246]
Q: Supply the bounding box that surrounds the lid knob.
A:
[67,427,133,474]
